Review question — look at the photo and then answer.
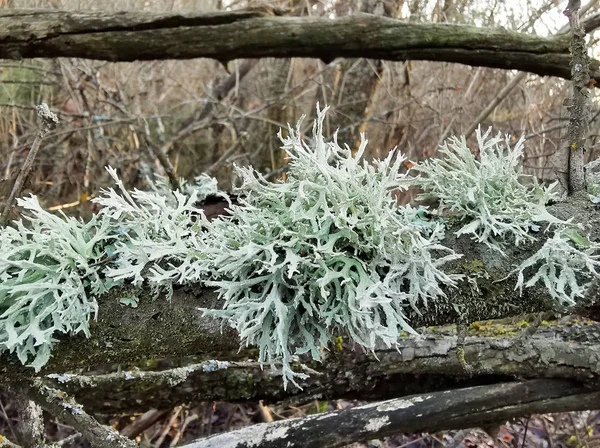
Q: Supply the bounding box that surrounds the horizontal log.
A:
[1,9,599,83]
[183,379,600,448]
[43,318,600,414]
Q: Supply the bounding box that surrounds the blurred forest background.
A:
[2,0,600,447]
[2,0,599,216]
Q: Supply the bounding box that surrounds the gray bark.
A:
[1,9,599,85]
[564,0,590,193]
[182,379,600,448]
[45,319,600,414]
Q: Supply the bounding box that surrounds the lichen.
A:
[1,104,598,390]
[413,126,562,252]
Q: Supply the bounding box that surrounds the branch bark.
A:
[23,378,137,448]
[181,379,600,448]
[564,0,591,194]
[44,319,600,414]
[1,9,600,84]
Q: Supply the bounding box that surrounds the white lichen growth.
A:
[202,359,230,372]
[91,166,217,296]
[586,158,600,203]
[1,103,597,390]
[514,228,600,306]
[0,195,118,370]
[202,105,462,386]
[0,173,218,370]
[413,126,561,251]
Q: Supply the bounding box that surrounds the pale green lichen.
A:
[0,195,119,370]
[587,158,600,203]
[1,105,598,389]
[202,105,462,386]
[0,173,219,371]
[514,227,600,306]
[413,126,562,252]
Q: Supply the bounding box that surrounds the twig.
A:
[25,378,137,448]
[521,415,532,448]
[542,416,554,448]
[0,396,18,443]
[55,432,82,446]
[445,430,469,448]
[464,73,525,139]
[144,135,180,191]
[564,0,591,194]
[0,435,22,447]
[569,412,584,448]
[45,360,256,390]
[5,385,44,448]
[0,80,56,85]
[153,406,181,448]
[120,409,169,439]
[0,103,59,225]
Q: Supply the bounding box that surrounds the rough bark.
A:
[23,378,137,448]
[45,319,600,414]
[564,0,590,194]
[1,10,600,85]
[5,386,44,448]
[184,379,600,448]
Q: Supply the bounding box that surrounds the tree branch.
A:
[1,10,599,85]
[181,379,600,448]
[564,0,591,194]
[37,318,600,414]
[23,378,137,448]
[1,196,598,387]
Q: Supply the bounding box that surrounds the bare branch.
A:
[0,103,59,225]
[0,10,598,85]
[182,380,600,448]
[24,378,137,448]
[564,0,591,193]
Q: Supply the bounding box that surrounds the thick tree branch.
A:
[1,10,599,85]
[182,380,600,448]
[41,318,600,414]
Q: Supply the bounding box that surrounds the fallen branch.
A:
[23,378,137,448]
[181,379,600,448]
[1,10,600,84]
[42,318,600,414]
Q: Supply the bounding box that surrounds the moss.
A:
[463,259,485,273]
[334,336,343,352]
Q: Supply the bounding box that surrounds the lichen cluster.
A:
[413,127,561,251]
[1,105,599,387]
